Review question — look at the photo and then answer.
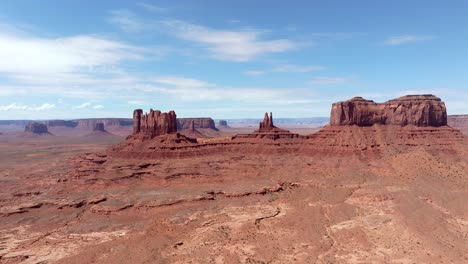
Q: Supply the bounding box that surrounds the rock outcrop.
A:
[93,123,106,132]
[24,122,50,135]
[132,109,178,139]
[233,112,301,141]
[76,119,133,129]
[330,95,447,127]
[259,112,275,132]
[217,120,230,129]
[177,118,218,131]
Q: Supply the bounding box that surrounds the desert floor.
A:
[0,132,467,263]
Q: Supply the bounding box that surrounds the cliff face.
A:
[330,95,447,127]
[93,123,106,132]
[46,120,78,127]
[132,109,178,139]
[176,118,217,130]
[25,122,49,134]
[76,119,132,129]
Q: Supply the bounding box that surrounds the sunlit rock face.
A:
[330,95,447,127]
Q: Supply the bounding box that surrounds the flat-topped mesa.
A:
[132,109,178,139]
[25,122,49,134]
[330,94,447,127]
[93,122,106,132]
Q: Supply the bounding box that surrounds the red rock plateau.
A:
[1,95,467,263]
[448,114,468,135]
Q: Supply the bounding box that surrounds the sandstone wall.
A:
[177,118,217,130]
[330,95,447,127]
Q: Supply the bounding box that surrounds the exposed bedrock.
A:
[132,109,178,139]
[233,112,301,141]
[330,95,447,127]
[24,122,49,134]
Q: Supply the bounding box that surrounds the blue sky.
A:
[0,0,467,119]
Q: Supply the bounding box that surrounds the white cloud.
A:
[244,70,266,76]
[137,2,167,12]
[163,20,297,62]
[0,102,55,111]
[73,102,92,109]
[92,105,104,109]
[308,77,347,85]
[384,35,434,45]
[108,9,145,33]
[272,64,325,73]
[0,32,145,74]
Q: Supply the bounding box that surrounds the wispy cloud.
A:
[384,35,434,45]
[137,2,167,12]
[0,103,55,111]
[244,64,325,76]
[244,70,266,76]
[92,105,104,109]
[272,64,325,73]
[108,9,145,33]
[0,32,146,74]
[162,20,298,62]
[308,77,347,85]
[73,102,92,109]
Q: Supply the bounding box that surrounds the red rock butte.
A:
[24,122,50,134]
[330,94,447,127]
[108,95,465,159]
[233,112,301,141]
[132,109,178,139]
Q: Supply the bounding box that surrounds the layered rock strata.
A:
[330,95,447,127]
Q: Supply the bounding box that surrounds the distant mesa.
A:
[24,122,52,135]
[93,122,106,132]
[330,94,447,127]
[46,120,78,128]
[180,120,207,139]
[83,122,118,137]
[217,120,230,129]
[177,118,218,131]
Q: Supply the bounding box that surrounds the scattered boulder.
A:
[24,122,50,135]
[330,95,447,127]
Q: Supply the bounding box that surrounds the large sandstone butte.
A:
[330,95,447,127]
[132,109,178,139]
[24,122,50,134]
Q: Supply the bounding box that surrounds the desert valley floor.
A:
[1,126,468,264]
